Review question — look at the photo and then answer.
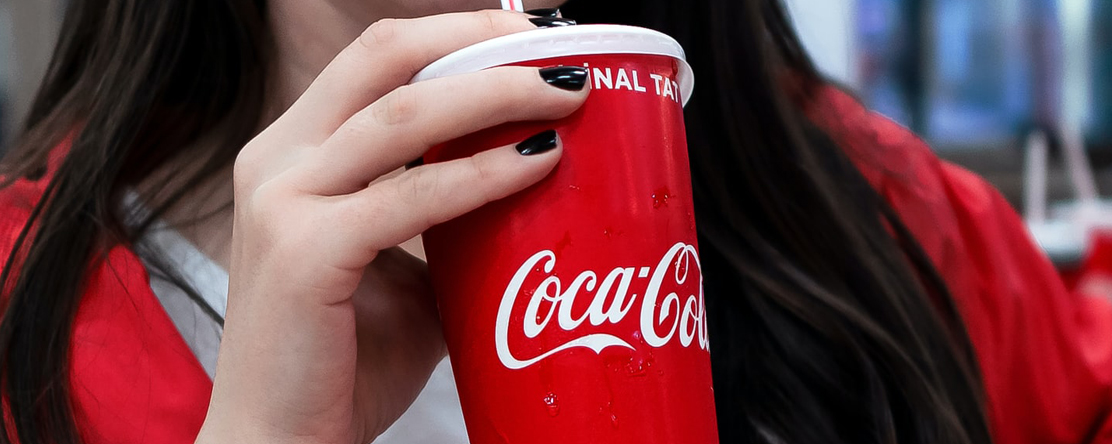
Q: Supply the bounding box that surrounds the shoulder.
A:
[806,85,1112,444]
[803,87,1005,277]
[72,246,212,444]
[803,85,954,206]
[0,178,211,443]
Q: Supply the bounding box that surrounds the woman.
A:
[2,1,1111,444]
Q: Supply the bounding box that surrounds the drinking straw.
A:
[501,0,525,12]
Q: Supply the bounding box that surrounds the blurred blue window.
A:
[855,0,1112,150]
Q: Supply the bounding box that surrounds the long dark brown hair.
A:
[565,0,993,443]
[0,1,269,443]
[0,0,991,443]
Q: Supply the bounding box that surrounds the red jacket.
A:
[2,89,1112,443]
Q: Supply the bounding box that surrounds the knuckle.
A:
[244,183,324,254]
[247,181,289,219]
[397,169,429,202]
[476,10,501,34]
[233,144,263,194]
[373,86,420,127]
[331,197,374,233]
[241,182,290,242]
[394,169,441,225]
[468,155,497,187]
[472,10,518,36]
[361,18,403,48]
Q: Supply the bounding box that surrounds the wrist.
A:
[195,418,293,444]
[195,415,339,444]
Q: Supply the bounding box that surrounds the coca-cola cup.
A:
[414,24,718,444]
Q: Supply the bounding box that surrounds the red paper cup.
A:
[415,25,718,444]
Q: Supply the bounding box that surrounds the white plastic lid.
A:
[412,24,694,105]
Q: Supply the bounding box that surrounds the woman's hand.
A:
[195,11,588,444]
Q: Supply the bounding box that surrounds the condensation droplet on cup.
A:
[607,400,619,428]
[604,350,628,373]
[627,352,656,377]
[651,187,672,209]
[567,185,582,191]
[543,392,560,417]
[627,358,648,376]
[625,331,655,376]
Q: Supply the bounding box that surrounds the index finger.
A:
[279,10,539,142]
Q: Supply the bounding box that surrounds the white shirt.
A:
[135,222,470,444]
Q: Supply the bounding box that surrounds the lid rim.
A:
[411,25,694,105]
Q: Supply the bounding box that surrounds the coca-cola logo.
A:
[495,242,709,370]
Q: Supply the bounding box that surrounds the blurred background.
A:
[0,0,1110,268]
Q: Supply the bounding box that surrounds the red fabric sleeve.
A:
[810,87,1112,444]
[0,175,212,443]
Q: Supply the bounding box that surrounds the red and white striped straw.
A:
[501,0,525,12]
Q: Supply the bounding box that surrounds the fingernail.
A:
[526,8,561,18]
[540,66,588,91]
[530,17,576,28]
[516,130,559,156]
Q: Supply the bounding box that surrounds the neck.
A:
[267,1,381,117]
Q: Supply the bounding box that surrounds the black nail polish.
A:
[530,17,577,28]
[540,66,588,91]
[516,130,559,156]
[526,8,561,18]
